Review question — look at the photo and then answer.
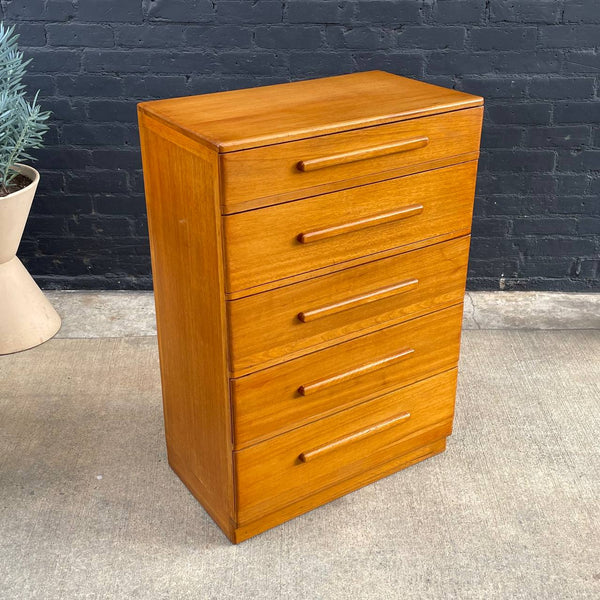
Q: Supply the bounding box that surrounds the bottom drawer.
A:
[235,369,457,525]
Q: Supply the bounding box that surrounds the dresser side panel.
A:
[138,111,234,531]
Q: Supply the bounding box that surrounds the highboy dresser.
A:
[138,71,483,543]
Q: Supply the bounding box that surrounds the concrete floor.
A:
[0,293,599,599]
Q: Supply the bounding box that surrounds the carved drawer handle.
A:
[298,278,419,323]
[299,412,412,462]
[297,204,424,244]
[298,348,414,396]
[297,137,429,172]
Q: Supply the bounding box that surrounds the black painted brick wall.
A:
[2,0,599,291]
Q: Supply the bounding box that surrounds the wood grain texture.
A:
[138,112,235,528]
[220,107,483,211]
[228,237,469,377]
[231,304,464,449]
[224,161,478,293]
[234,369,457,524]
[138,70,483,153]
[227,236,470,376]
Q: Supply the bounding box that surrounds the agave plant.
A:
[0,22,50,196]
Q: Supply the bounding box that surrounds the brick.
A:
[326,27,395,50]
[289,52,354,76]
[398,26,466,50]
[91,149,142,170]
[77,0,143,22]
[528,77,594,100]
[559,151,600,172]
[471,218,511,237]
[435,0,482,24]
[525,126,591,149]
[579,218,600,235]
[116,25,186,48]
[481,150,555,172]
[563,51,600,74]
[527,238,596,257]
[215,1,282,24]
[146,0,214,21]
[87,100,138,123]
[4,0,75,21]
[427,51,491,75]
[470,27,536,51]
[256,26,322,49]
[353,52,424,78]
[557,175,589,196]
[487,103,552,125]
[10,23,46,47]
[490,1,559,24]
[482,126,523,148]
[518,258,577,278]
[459,77,527,99]
[564,1,600,23]
[287,1,355,24]
[219,51,287,75]
[513,218,577,236]
[67,170,129,193]
[552,197,599,215]
[56,75,124,98]
[23,74,56,97]
[93,195,147,216]
[47,24,114,48]
[23,49,81,73]
[539,26,600,48]
[62,124,128,146]
[184,26,252,48]
[38,98,86,121]
[355,1,421,24]
[122,75,188,99]
[555,102,600,124]
[494,51,561,74]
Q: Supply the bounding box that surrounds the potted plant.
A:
[0,22,60,354]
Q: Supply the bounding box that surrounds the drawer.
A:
[223,161,477,294]
[220,107,483,212]
[228,236,470,375]
[235,369,457,524]
[232,303,463,448]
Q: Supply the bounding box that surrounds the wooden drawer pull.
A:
[299,412,412,463]
[297,137,429,172]
[298,278,419,323]
[298,348,414,396]
[297,204,424,244]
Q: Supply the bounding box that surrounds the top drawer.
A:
[220,107,483,213]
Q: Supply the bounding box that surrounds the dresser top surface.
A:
[138,71,483,153]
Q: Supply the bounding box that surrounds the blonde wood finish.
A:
[139,71,483,543]
[235,369,457,524]
[232,436,448,543]
[297,204,424,244]
[298,411,412,463]
[232,304,463,449]
[220,107,483,211]
[138,112,235,528]
[298,348,415,397]
[297,137,429,172]
[227,236,470,375]
[297,278,419,323]
[138,70,482,153]
[224,161,477,294]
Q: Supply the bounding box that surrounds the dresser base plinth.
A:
[231,437,447,544]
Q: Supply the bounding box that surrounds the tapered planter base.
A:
[0,256,61,354]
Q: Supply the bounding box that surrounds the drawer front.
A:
[224,161,477,293]
[235,369,457,524]
[221,107,483,212]
[232,303,463,449]
[228,236,470,375]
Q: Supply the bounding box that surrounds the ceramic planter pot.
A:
[0,164,61,354]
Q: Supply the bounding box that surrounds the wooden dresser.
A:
[138,71,484,543]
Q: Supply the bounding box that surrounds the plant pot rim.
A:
[2,163,40,201]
